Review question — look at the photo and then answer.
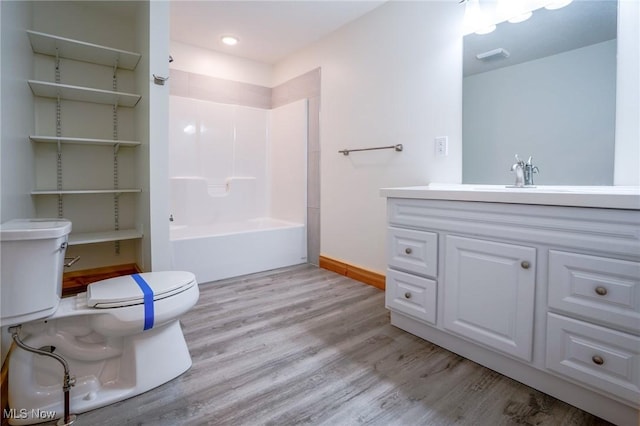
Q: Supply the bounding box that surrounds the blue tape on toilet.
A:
[132,274,154,330]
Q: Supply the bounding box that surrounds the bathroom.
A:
[0,0,638,425]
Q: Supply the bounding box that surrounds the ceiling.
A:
[463,0,618,76]
[170,1,387,64]
[171,0,617,73]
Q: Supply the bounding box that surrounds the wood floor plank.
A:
[49,264,611,426]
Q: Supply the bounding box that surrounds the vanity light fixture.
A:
[475,24,497,35]
[499,0,534,23]
[545,0,573,10]
[508,11,533,23]
[221,35,239,46]
[476,48,510,60]
[462,0,497,35]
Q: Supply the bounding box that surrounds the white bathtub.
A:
[170,218,307,283]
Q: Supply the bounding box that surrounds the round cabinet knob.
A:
[405,248,413,255]
[592,355,605,366]
[404,292,412,299]
[595,286,608,296]
[521,261,530,269]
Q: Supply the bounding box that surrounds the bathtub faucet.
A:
[169,214,174,222]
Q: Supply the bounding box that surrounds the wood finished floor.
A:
[68,264,611,426]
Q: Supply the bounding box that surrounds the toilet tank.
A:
[0,219,71,327]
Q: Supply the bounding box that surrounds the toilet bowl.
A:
[1,219,199,425]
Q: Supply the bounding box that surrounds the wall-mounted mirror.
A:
[462,0,618,185]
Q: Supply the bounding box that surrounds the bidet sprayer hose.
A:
[9,325,76,423]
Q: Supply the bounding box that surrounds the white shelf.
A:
[31,189,142,195]
[30,136,140,147]
[29,80,141,107]
[68,229,143,246]
[28,30,141,70]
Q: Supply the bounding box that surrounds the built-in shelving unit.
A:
[29,30,143,253]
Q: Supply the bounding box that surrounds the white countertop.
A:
[380,183,640,210]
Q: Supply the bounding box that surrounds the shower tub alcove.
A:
[169,97,308,283]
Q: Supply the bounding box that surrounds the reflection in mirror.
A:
[462,1,617,185]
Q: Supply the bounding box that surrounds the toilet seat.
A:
[87,271,196,309]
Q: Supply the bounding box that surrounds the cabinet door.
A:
[443,235,536,361]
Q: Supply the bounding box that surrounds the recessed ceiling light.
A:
[221,35,239,46]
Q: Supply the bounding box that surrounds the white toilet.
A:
[1,219,199,425]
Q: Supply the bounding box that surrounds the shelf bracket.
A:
[55,48,60,83]
[56,93,63,218]
[112,64,120,255]
[54,48,64,218]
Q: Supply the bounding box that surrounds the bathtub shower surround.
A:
[169,69,318,282]
[169,98,271,226]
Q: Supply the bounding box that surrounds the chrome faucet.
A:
[524,156,539,186]
[510,155,539,187]
[510,155,525,187]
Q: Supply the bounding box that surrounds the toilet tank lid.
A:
[87,271,197,308]
[0,219,71,241]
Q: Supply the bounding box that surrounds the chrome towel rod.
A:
[339,144,403,156]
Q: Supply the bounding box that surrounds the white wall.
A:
[0,1,35,223]
[170,40,272,87]
[464,40,616,185]
[269,99,308,224]
[614,0,640,186]
[146,0,172,271]
[273,1,464,273]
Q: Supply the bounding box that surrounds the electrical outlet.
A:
[435,136,448,156]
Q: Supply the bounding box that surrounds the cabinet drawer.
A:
[385,268,436,325]
[546,313,640,406]
[548,251,640,333]
[387,227,437,278]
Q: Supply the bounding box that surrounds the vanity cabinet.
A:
[383,194,640,425]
